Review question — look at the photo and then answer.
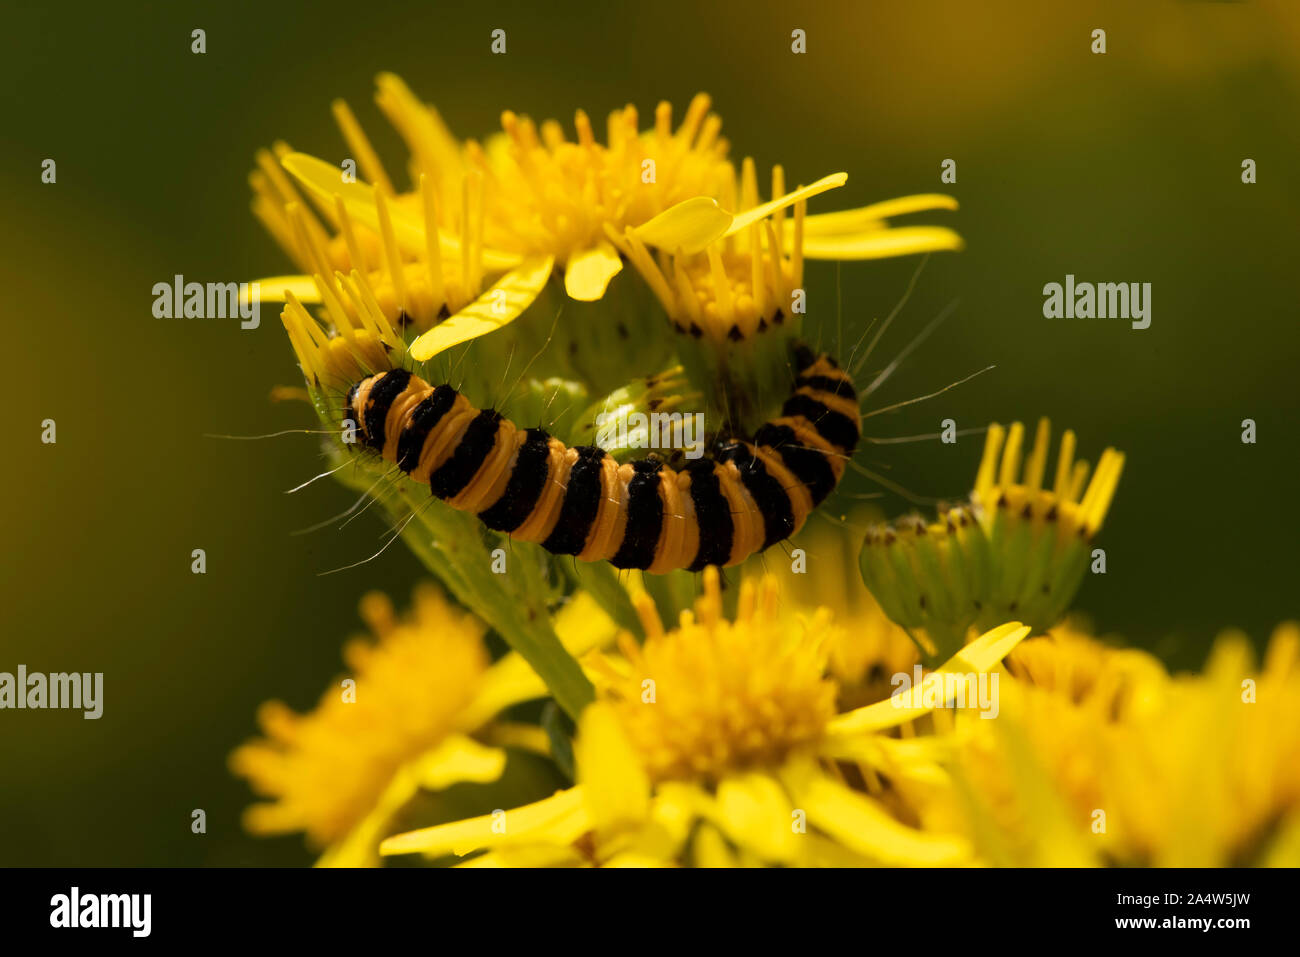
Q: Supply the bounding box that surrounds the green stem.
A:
[339,467,596,722]
[401,506,595,721]
[560,559,644,641]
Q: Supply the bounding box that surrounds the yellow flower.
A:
[1003,621,1167,718]
[277,265,405,394]
[951,622,1300,867]
[229,584,615,866]
[379,568,1029,867]
[1102,622,1300,866]
[593,575,837,785]
[951,623,1169,866]
[772,513,921,709]
[860,418,1125,657]
[253,75,962,360]
[613,189,961,345]
[972,418,1125,543]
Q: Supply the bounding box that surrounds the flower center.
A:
[593,569,838,783]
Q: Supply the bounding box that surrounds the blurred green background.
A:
[2,0,1297,866]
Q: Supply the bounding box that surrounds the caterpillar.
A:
[344,345,860,573]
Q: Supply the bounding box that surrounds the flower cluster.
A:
[232,81,1299,868]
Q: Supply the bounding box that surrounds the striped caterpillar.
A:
[345,345,860,573]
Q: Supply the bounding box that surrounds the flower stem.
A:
[340,467,596,721]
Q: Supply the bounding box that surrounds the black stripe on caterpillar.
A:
[344,345,860,573]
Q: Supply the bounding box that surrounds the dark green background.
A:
[3,0,1297,865]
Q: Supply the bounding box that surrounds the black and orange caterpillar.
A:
[345,346,859,573]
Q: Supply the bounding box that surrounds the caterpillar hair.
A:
[342,344,860,573]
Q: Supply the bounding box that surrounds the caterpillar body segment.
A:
[345,347,860,573]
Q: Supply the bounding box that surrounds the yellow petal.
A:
[801,225,965,260]
[563,241,624,301]
[633,196,732,254]
[408,255,554,362]
[555,591,620,655]
[315,834,381,869]
[711,771,800,863]
[316,736,509,867]
[618,784,700,863]
[634,173,850,254]
[780,758,969,865]
[380,786,590,858]
[937,621,1031,678]
[802,193,958,236]
[691,824,739,868]
[315,766,420,869]
[827,622,1030,735]
[480,721,552,756]
[247,275,321,305]
[457,654,548,730]
[852,192,959,219]
[723,172,848,238]
[411,734,506,790]
[794,833,875,867]
[457,844,585,867]
[602,851,677,868]
[1260,811,1300,867]
[457,594,617,730]
[280,152,521,270]
[575,703,650,832]
[374,73,465,186]
[972,710,1099,867]
[817,730,953,776]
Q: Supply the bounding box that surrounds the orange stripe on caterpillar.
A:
[343,345,860,572]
